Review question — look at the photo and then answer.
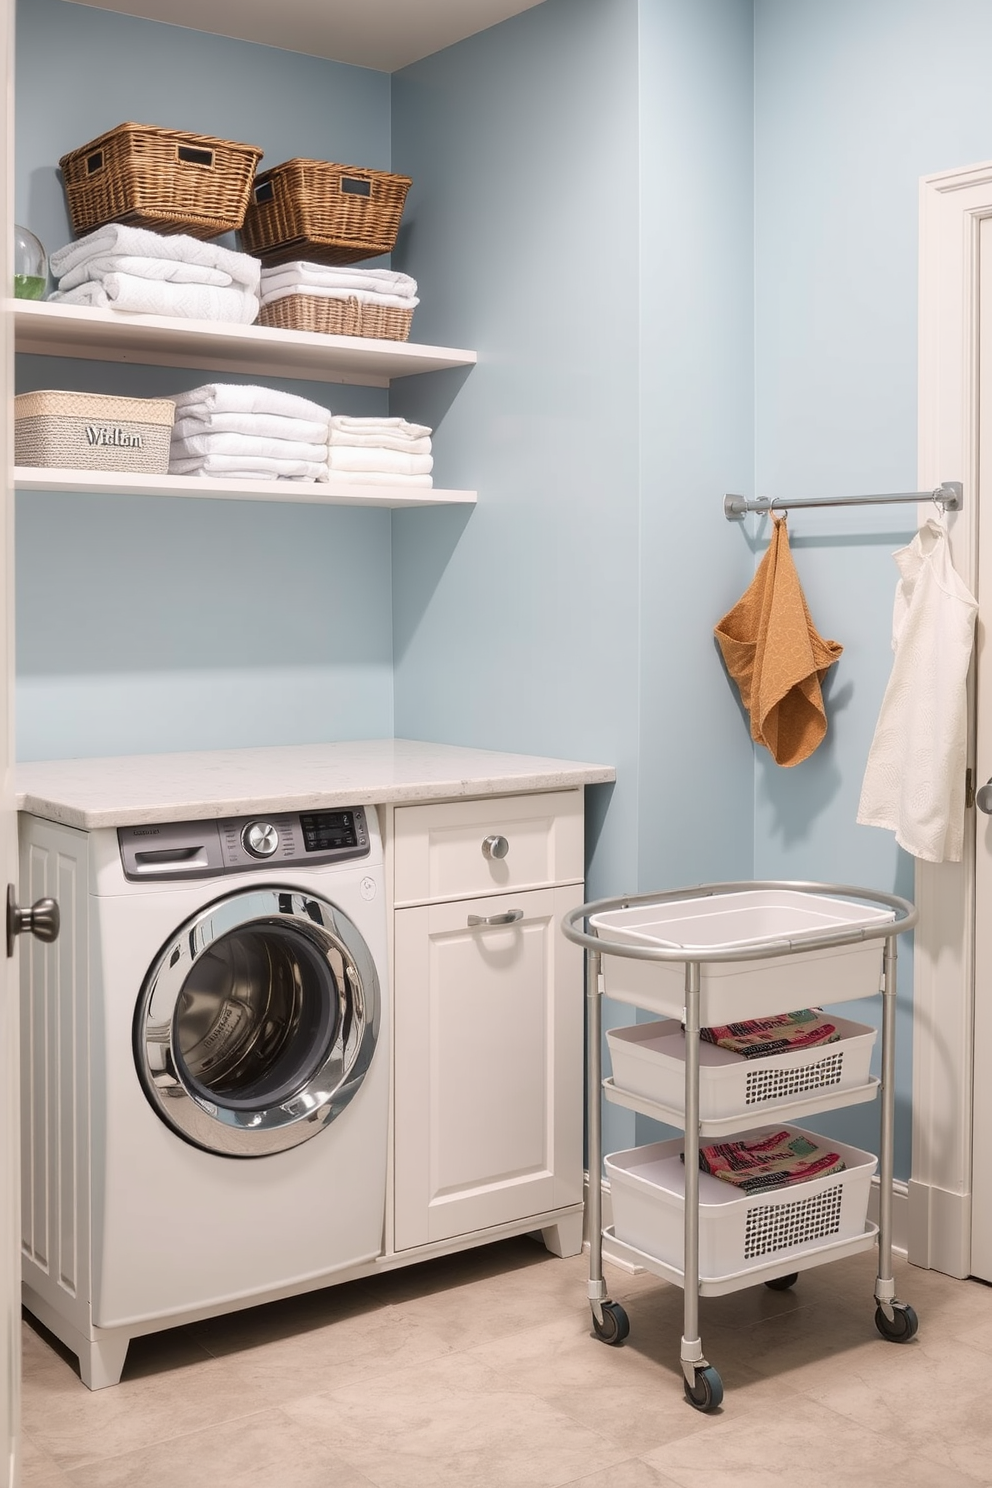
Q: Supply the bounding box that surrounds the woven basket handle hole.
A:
[253,180,275,204]
[86,151,104,175]
[340,177,372,198]
[177,146,214,168]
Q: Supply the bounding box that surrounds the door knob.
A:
[6,884,60,958]
[977,779,992,814]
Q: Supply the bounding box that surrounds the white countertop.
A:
[15,738,616,830]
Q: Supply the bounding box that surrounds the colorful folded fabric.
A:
[695,1130,845,1194]
[699,1008,840,1060]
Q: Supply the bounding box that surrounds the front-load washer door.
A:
[134,886,380,1157]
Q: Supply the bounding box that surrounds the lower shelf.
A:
[15,466,478,510]
[602,1221,880,1297]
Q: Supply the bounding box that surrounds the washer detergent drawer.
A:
[391,790,583,907]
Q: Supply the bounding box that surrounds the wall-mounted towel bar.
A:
[723,480,963,522]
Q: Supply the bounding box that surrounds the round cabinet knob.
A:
[243,821,280,858]
[482,834,509,861]
[977,780,992,815]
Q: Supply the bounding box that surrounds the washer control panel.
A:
[119,807,370,881]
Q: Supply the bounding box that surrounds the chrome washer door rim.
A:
[135,886,380,1157]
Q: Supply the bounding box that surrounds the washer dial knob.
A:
[243,821,280,858]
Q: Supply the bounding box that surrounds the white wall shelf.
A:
[14,467,477,509]
[10,300,478,388]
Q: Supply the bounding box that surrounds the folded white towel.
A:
[328,446,433,476]
[259,284,419,311]
[329,430,432,455]
[170,453,328,480]
[326,470,433,489]
[330,414,431,441]
[58,256,238,291]
[260,261,417,298]
[173,412,331,444]
[50,224,260,290]
[172,431,328,461]
[171,384,331,422]
[50,277,259,324]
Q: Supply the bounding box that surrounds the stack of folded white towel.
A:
[260,261,419,319]
[168,384,332,481]
[328,415,433,489]
[48,224,261,324]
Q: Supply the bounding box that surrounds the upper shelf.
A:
[10,300,477,389]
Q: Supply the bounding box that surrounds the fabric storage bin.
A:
[240,159,412,266]
[59,123,264,239]
[606,1014,877,1120]
[590,889,894,1026]
[258,293,413,342]
[606,1126,876,1280]
[15,391,175,474]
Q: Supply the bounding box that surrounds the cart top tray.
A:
[589,888,894,959]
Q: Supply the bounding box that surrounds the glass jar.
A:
[14,225,47,300]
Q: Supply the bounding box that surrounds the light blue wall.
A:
[753,0,992,1176]
[389,0,642,906]
[15,0,396,759]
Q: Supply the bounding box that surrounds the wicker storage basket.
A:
[258,293,413,342]
[59,123,264,240]
[240,159,412,266]
[15,391,175,474]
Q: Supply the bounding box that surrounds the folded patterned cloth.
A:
[327,446,433,476]
[329,414,431,442]
[326,470,433,488]
[173,412,331,444]
[170,454,327,481]
[260,261,417,298]
[170,384,331,423]
[171,431,328,462]
[50,224,260,290]
[694,1130,846,1195]
[700,1008,840,1060]
[50,276,259,324]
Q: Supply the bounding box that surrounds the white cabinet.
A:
[389,790,586,1254]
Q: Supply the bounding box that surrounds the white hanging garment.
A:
[857,517,977,862]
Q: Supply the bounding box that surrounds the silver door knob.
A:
[977,779,992,814]
[482,834,509,860]
[6,884,60,958]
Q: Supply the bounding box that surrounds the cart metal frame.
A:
[562,879,920,1412]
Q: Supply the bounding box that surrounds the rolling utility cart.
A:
[561,880,919,1412]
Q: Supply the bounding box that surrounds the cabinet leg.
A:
[538,1212,583,1258]
[78,1334,130,1390]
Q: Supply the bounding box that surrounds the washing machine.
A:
[19,802,389,1388]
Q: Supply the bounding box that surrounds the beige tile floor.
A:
[19,1237,992,1488]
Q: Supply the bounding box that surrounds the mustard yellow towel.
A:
[715,516,843,767]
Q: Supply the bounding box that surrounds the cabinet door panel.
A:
[393,885,583,1250]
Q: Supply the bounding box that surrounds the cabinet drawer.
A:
[392,790,583,906]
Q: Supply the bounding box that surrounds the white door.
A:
[971,216,992,1284]
[2,0,23,1476]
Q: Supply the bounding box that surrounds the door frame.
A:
[910,158,992,1278]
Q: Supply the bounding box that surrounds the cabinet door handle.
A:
[482,834,509,860]
[467,909,524,927]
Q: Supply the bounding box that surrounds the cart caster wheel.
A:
[764,1273,799,1291]
[874,1301,919,1344]
[591,1301,629,1345]
[683,1365,723,1412]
